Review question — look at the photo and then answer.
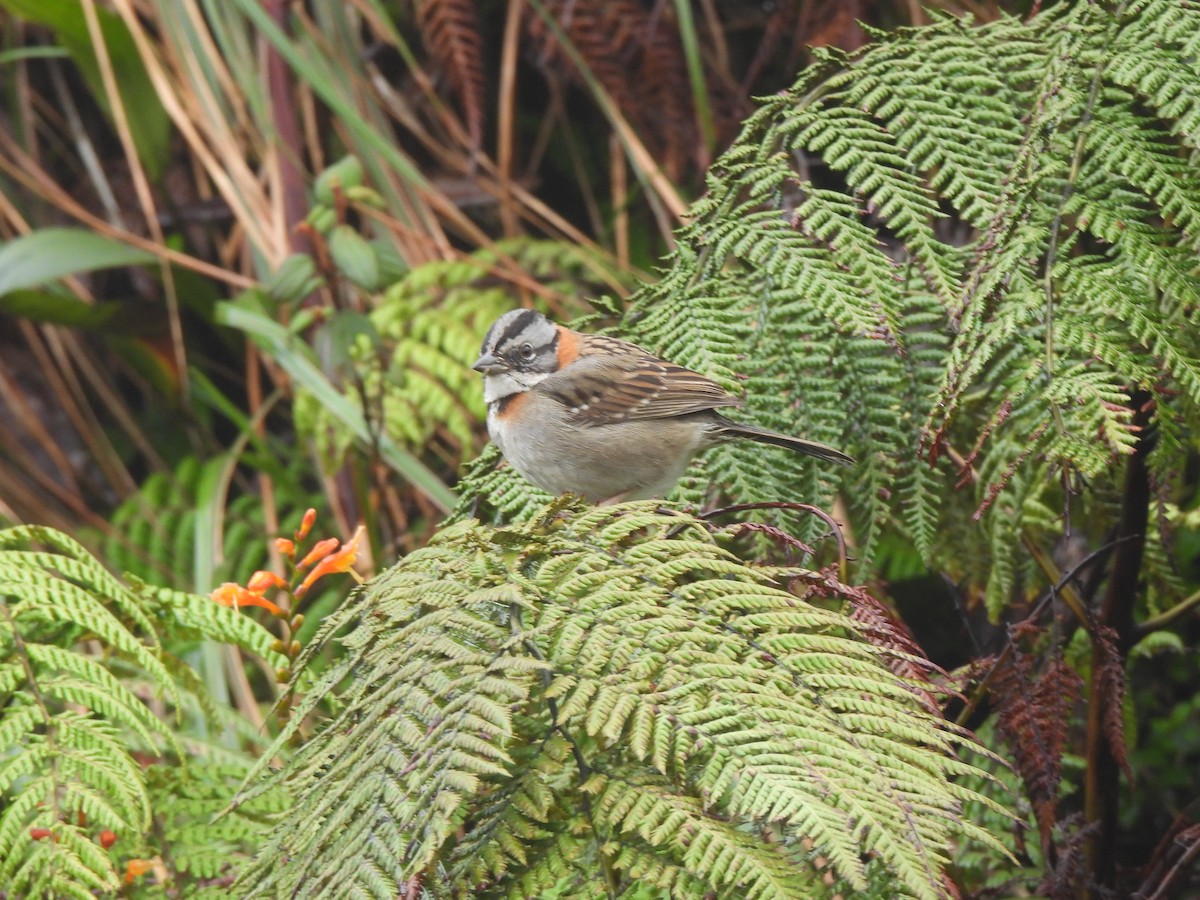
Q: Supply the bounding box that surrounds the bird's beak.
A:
[472,353,506,375]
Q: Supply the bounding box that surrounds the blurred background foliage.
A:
[1,0,1199,897]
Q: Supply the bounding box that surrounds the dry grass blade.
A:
[0,129,256,288]
[110,0,288,267]
[81,0,189,401]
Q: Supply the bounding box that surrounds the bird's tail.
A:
[716,417,854,466]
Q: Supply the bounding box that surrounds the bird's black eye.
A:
[519,342,536,361]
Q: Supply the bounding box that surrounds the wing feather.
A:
[539,337,739,424]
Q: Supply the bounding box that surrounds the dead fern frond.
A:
[848,588,946,714]
[414,0,487,155]
[525,0,695,177]
[1037,814,1095,900]
[1094,623,1131,779]
[992,631,1082,861]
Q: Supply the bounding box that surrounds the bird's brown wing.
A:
[539,335,739,424]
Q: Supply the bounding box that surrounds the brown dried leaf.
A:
[848,589,943,713]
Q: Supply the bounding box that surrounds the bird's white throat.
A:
[482,370,550,404]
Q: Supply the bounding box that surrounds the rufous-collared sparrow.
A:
[473,309,852,503]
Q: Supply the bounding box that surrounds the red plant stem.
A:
[263,0,312,258]
[1083,393,1151,897]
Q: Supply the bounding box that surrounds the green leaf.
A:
[0,290,120,327]
[0,229,156,297]
[264,253,321,303]
[0,45,70,64]
[313,155,364,206]
[327,225,380,290]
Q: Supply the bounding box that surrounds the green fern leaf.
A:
[234,502,1008,898]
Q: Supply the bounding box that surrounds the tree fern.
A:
[463,2,1200,588]
[441,11,1200,894]
[234,501,1008,898]
[0,525,287,897]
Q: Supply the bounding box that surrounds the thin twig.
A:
[954,535,1136,728]
[699,500,848,567]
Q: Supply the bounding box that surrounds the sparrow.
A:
[473,309,853,503]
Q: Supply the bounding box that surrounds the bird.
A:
[473,309,853,503]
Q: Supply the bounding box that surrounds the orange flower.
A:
[296,507,317,540]
[29,827,53,841]
[297,537,339,569]
[295,526,365,598]
[124,859,154,884]
[211,582,284,617]
[99,829,118,849]
[246,570,288,594]
[274,537,295,557]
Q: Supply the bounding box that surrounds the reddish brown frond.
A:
[849,589,943,713]
[730,521,815,557]
[993,641,1083,859]
[1094,624,1132,779]
[525,0,642,117]
[1037,813,1094,900]
[635,6,699,173]
[525,0,696,178]
[972,421,1049,519]
[414,0,487,154]
[956,399,1012,488]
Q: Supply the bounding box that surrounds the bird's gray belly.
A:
[490,406,708,502]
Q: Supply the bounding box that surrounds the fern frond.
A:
[588,772,820,899]
[146,761,291,885]
[458,1,1200,578]
[414,0,486,152]
[0,525,285,898]
[992,637,1084,858]
[234,502,1008,898]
